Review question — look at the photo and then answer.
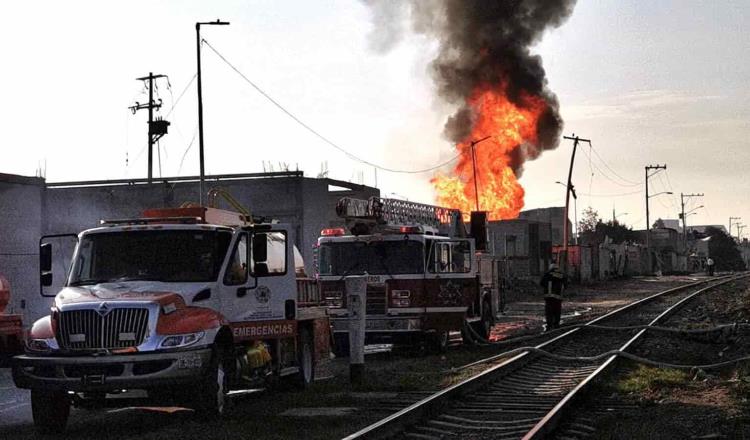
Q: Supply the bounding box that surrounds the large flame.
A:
[432,84,548,220]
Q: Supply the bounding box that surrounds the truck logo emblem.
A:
[255,286,271,304]
[97,302,112,316]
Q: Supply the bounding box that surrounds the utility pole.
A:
[561,134,590,274]
[645,164,667,274]
[196,19,230,205]
[129,73,170,183]
[680,193,704,250]
[729,217,741,238]
[469,136,491,212]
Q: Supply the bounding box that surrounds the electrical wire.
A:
[201,39,461,174]
[165,73,197,118]
[578,146,643,189]
[578,189,644,198]
[177,127,199,175]
[588,141,641,186]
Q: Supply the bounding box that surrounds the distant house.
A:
[518,207,572,246]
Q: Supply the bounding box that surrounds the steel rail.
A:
[523,272,749,439]
[342,274,742,440]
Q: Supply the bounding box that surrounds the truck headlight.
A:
[159,331,205,349]
[27,339,53,352]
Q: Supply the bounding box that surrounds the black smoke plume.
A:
[365,0,577,175]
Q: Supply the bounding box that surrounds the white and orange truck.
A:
[12,205,330,432]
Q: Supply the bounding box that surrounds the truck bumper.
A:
[331,312,465,345]
[12,348,212,392]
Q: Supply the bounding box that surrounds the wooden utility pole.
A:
[729,217,741,238]
[645,164,667,274]
[130,73,170,183]
[560,135,590,274]
[680,193,703,249]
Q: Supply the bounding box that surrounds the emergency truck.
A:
[12,203,330,432]
[316,197,500,352]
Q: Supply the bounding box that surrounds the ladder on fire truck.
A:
[335,197,465,236]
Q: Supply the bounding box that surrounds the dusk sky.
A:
[1,1,747,235]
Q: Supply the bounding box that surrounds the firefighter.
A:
[540,263,567,331]
[706,257,715,276]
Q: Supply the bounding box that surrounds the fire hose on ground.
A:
[456,321,750,372]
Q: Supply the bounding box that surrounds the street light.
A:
[555,181,578,245]
[648,191,673,199]
[196,19,230,205]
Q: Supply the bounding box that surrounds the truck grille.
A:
[366,284,387,315]
[57,308,149,350]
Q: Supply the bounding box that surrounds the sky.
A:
[0,1,748,237]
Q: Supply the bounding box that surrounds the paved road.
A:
[0,368,31,428]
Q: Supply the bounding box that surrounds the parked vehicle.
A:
[12,205,330,432]
[316,197,500,353]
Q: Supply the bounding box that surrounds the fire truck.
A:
[316,197,500,352]
[12,203,330,433]
[0,276,23,360]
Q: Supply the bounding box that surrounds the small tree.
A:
[705,226,746,271]
[579,207,599,234]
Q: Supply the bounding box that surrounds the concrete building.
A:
[0,171,378,328]
[518,207,572,246]
[486,219,553,279]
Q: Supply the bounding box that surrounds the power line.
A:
[588,141,641,186]
[578,146,643,188]
[165,73,197,118]
[201,39,461,174]
[578,189,644,198]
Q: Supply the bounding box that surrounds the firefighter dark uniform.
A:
[540,264,567,330]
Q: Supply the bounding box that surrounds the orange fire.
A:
[432,84,547,220]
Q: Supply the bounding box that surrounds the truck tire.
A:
[428,330,449,353]
[469,300,494,342]
[194,346,231,418]
[294,328,315,389]
[31,389,70,433]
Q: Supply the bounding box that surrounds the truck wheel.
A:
[461,324,477,346]
[195,346,231,418]
[31,390,70,433]
[428,330,449,353]
[478,300,495,340]
[294,328,315,389]
[469,300,494,342]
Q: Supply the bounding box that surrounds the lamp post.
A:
[196,19,230,205]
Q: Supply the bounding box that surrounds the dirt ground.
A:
[0,276,708,440]
[563,276,750,439]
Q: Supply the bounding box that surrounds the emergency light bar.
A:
[321,228,345,237]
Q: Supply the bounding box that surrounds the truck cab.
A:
[13,206,330,432]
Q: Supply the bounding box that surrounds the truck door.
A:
[221,228,295,327]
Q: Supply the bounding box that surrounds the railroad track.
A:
[343,274,749,440]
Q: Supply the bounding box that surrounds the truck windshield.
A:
[317,240,424,276]
[69,230,233,285]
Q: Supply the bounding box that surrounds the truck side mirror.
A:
[252,233,268,265]
[41,272,53,287]
[40,242,53,287]
[40,242,52,272]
